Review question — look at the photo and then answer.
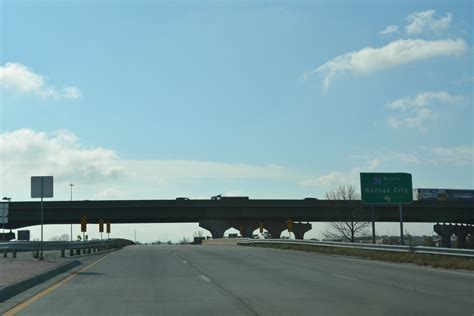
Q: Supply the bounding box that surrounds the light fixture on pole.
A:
[2,197,11,242]
[69,183,74,242]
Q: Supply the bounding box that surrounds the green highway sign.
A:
[360,172,413,204]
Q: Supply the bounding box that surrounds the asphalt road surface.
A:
[7,244,474,316]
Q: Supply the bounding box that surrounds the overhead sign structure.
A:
[360,173,413,204]
[31,176,54,198]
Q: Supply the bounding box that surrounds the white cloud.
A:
[0,62,82,99]
[95,188,126,199]
[423,145,473,166]
[405,10,452,35]
[311,38,466,89]
[0,129,124,184]
[0,129,302,200]
[386,91,466,131]
[300,159,381,188]
[380,25,399,35]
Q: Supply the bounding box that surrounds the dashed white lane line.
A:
[182,260,188,264]
[199,274,212,282]
[332,274,360,281]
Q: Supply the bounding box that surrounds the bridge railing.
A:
[0,239,128,258]
[236,239,474,258]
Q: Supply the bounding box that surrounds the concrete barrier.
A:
[202,238,241,245]
[0,260,81,302]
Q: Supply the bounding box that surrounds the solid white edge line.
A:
[331,274,360,281]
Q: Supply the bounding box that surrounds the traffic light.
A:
[99,219,104,233]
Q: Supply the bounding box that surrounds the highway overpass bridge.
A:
[4,199,473,246]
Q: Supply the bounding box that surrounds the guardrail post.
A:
[61,249,65,257]
[3,249,7,258]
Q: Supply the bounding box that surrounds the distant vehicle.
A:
[413,188,474,201]
[211,194,223,200]
[176,197,190,201]
[304,197,318,200]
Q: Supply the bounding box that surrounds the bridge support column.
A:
[70,249,74,256]
[262,221,287,239]
[230,220,261,238]
[453,225,473,249]
[199,220,233,239]
[292,222,312,240]
[434,224,474,248]
[434,224,454,248]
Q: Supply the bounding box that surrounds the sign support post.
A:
[31,176,53,261]
[371,206,375,244]
[40,179,44,260]
[399,204,404,245]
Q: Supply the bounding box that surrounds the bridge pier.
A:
[199,219,233,239]
[261,221,287,239]
[434,224,474,248]
[434,224,454,248]
[292,222,312,240]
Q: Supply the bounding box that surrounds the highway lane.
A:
[8,244,474,316]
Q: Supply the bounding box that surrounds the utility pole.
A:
[69,183,74,242]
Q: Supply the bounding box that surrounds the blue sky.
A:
[1,0,472,241]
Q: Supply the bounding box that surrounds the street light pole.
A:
[69,183,74,242]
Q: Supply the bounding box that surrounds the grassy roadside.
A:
[241,243,474,271]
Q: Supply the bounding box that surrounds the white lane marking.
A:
[332,274,360,281]
[199,274,212,282]
[182,260,188,264]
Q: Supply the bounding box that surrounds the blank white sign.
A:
[31,176,54,198]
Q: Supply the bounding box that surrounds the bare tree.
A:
[323,185,369,243]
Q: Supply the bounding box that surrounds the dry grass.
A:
[242,242,474,271]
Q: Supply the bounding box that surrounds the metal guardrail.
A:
[237,239,474,258]
[0,239,125,258]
